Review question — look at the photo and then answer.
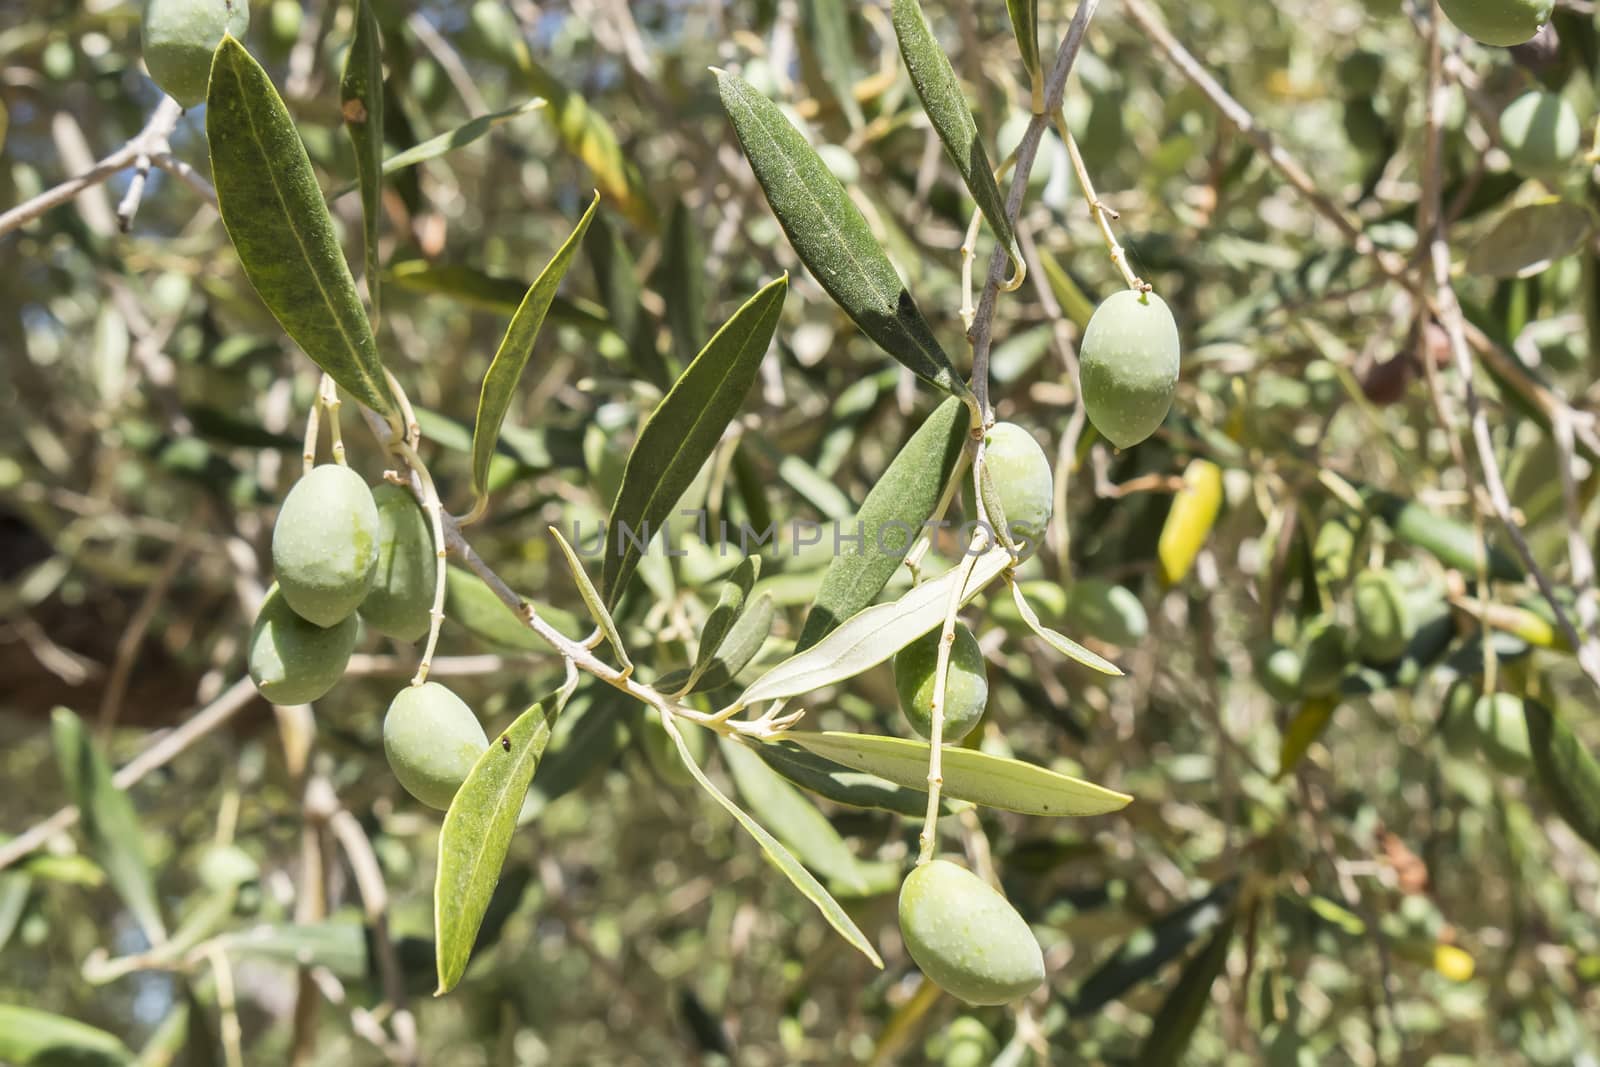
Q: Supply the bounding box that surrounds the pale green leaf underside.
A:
[435,701,552,994]
[602,276,788,606]
[719,737,868,894]
[755,739,969,818]
[892,0,1019,274]
[715,69,967,398]
[688,556,760,688]
[740,544,1011,706]
[797,395,970,649]
[1006,0,1041,77]
[786,731,1133,817]
[661,716,882,967]
[471,193,600,499]
[1009,579,1123,675]
[548,526,631,674]
[207,37,391,414]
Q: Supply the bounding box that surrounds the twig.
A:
[1052,111,1145,292]
[966,0,1100,421]
[0,97,186,239]
[328,807,418,1064]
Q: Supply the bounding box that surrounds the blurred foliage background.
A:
[4,0,1600,1063]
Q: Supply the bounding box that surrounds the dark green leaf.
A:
[471,194,599,500]
[892,0,1019,277]
[340,0,384,321]
[207,37,391,414]
[655,199,706,368]
[208,920,368,978]
[1135,906,1238,1067]
[798,397,969,649]
[801,0,863,127]
[1071,879,1239,1016]
[0,871,30,954]
[548,526,631,674]
[1525,700,1600,854]
[715,70,967,398]
[602,276,788,606]
[675,591,776,694]
[1006,0,1041,80]
[659,715,882,966]
[785,731,1132,816]
[51,707,166,944]
[688,556,761,687]
[436,701,552,993]
[1464,200,1595,280]
[0,1004,131,1066]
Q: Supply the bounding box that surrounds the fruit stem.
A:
[916,532,988,865]
[382,371,448,688]
[300,388,321,475]
[319,375,348,466]
[1052,111,1147,294]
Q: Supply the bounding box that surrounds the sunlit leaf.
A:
[1464,200,1595,280]
[207,37,391,414]
[436,702,552,993]
[784,731,1132,816]
[1008,578,1123,675]
[339,0,384,320]
[754,740,967,818]
[548,526,631,674]
[0,1004,131,1066]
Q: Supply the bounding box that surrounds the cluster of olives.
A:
[140,0,248,106]
[246,466,479,810]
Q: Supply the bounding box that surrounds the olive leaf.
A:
[715,69,968,399]
[740,545,1012,706]
[658,714,883,967]
[1525,700,1600,854]
[0,871,28,954]
[655,199,706,368]
[1275,696,1337,780]
[892,0,1020,280]
[470,193,599,501]
[1134,905,1238,1067]
[388,263,611,336]
[0,1005,132,1067]
[206,920,369,979]
[548,526,632,675]
[521,689,637,823]
[373,99,545,182]
[443,565,581,652]
[435,701,552,994]
[1007,580,1123,676]
[754,740,968,818]
[719,737,870,895]
[1071,878,1239,1017]
[1464,200,1595,279]
[784,731,1132,816]
[1005,0,1041,82]
[1366,489,1523,581]
[663,592,777,695]
[801,0,863,128]
[602,276,788,607]
[797,396,970,650]
[686,556,760,689]
[339,0,384,321]
[587,209,670,388]
[207,36,391,414]
[50,707,167,945]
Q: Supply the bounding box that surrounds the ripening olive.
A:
[1471,693,1532,774]
[1353,570,1411,665]
[1438,0,1552,47]
[1299,618,1349,698]
[247,585,359,705]
[1499,90,1580,180]
[897,860,1046,1005]
[383,683,488,810]
[894,624,989,744]
[982,422,1053,551]
[1078,289,1181,449]
[141,0,249,107]
[272,464,381,628]
[359,483,438,642]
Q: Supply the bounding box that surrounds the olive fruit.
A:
[247,585,359,705]
[360,483,437,641]
[897,860,1045,1005]
[1499,90,1580,180]
[382,683,488,810]
[1063,578,1148,647]
[894,625,989,744]
[1257,643,1304,705]
[1337,51,1385,97]
[1471,693,1532,773]
[1078,289,1181,449]
[272,464,381,628]
[1440,677,1480,757]
[982,422,1053,551]
[1439,0,1552,47]
[1353,570,1411,665]
[141,0,249,107]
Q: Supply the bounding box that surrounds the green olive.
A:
[1440,677,1480,757]
[247,585,359,705]
[1257,643,1304,705]
[894,624,989,744]
[1337,51,1385,97]
[1062,578,1148,647]
[1499,90,1580,180]
[938,1017,999,1067]
[359,484,438,642]
[1353,570,1411,665]
[383,683,489,811]
[897,860,1045,1005]
[1298,618,1349,698]
[1439,0,1552,46]
[1471,693,1532,774]
[1078,289,1181,449]
[982,422,1053,551]
[141,0,249,107]
[272,464,381,628]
